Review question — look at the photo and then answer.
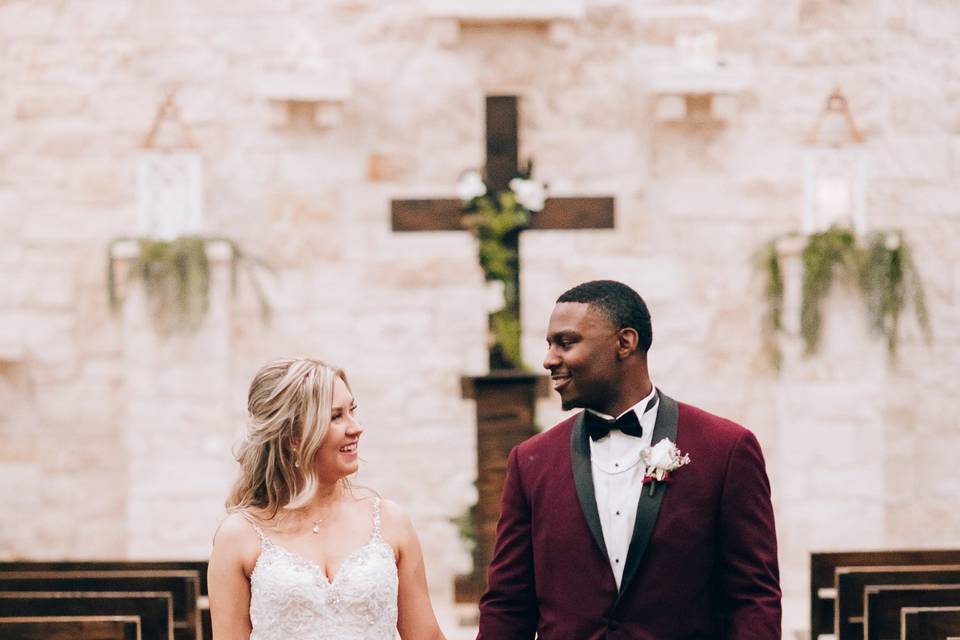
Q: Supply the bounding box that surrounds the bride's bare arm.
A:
[209,513,259,640]
[384,500,447,640]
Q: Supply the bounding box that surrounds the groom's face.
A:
[543,302,620,413]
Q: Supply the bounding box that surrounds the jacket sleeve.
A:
[717,430,782,640]
[477,446,538,639]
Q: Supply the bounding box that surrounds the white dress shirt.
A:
[588,386,659,589]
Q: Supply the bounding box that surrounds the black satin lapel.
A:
[570,411,609,561]
[616,392,679,601]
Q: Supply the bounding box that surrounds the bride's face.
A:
[316,376,363,482]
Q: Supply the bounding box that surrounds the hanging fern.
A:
[799,227,857,353]
[858,231,931,358]
[758,226,931,364]
[757,238,785,370]
[108,235,271,336]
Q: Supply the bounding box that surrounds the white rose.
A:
[509,177,547,212]
[457,170,487,202]
[643,438,678,469]
[884,232,900,251]
[483,280,506,314]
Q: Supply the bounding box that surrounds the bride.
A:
[208,358,447,640]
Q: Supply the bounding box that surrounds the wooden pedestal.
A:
[455,371,549,603]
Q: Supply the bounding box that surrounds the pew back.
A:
[0,615,141,640]
[0,561,208,639]
[811,550,960,638]
[836,565,960,640]
[0,571,199,640]
[900,606,960,640]
[0,591,172,640]
[866,584,960,640]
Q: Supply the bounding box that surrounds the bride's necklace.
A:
[307,486,343,535]
[307,504,336,535]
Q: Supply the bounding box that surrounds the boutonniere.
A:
[641,438,691,497]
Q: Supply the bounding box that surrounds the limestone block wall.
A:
[1,1,959,637]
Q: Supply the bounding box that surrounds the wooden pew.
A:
[811,551,960,639]
[0,561,209,639]
[901,606,960,640]
[0,571,199,640]
[0,615,141,640]
[866,584,960,640]
[0,592,172,640]
[0,562,208,595]
[835,565,960,640]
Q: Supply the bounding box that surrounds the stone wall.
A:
[2,1,959,637]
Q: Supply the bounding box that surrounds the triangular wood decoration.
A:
[806,86,864,145]
[142,89,197,150]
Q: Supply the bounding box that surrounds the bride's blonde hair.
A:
[226,357,350,517]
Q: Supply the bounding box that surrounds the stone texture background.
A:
[1,1,959,637]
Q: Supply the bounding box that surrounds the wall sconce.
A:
[136,90,204,240]
[802,87,868,235]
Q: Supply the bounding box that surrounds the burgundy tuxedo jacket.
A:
[477,392,781,640]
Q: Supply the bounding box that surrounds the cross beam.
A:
[391,95,614,370]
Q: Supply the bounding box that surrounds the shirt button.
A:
[615,511,620,515]
[615,558,620,563]
[614,463,619,468]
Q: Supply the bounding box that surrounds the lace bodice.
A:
[245,498,399,640]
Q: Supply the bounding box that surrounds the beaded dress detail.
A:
[245,498,399,640]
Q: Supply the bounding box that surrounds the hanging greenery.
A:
[858,230,931,356]
[799,227,858,353]
[108,235,271,335]
[757,238,785,370]
[759,226,930,365]
[451,504,477,549]
[458,161,546,370]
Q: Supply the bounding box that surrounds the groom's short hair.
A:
[557,280,653,352]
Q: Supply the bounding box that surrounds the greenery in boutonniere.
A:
[759,226,930,367]
[458,161,546,370]
[108,235,271,335]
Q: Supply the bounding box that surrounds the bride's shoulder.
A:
[211,511,263,570]
[215,510,256,536]
[352,491,415,540]
[377,497,410,525]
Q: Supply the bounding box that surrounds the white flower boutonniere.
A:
[641,438,690,497]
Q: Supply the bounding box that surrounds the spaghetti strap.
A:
[372,498,382,538]
[239,511,267,542]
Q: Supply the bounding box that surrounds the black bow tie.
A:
[584,409,643,441]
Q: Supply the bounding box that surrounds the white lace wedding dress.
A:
[244,498,399,640]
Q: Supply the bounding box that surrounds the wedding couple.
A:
[208,280,782,640]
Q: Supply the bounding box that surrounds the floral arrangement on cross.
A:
[457,161,547,370]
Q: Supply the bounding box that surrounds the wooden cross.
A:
[391,95,615,369]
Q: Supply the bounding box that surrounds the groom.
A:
[477,280,781,639]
